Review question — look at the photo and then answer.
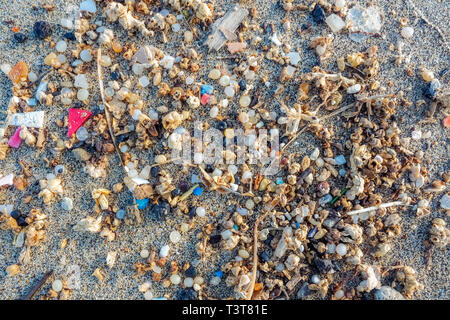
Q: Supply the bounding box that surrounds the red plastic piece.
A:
[8,127,22,148]
[201,93,211,105]
[67,108,92,137]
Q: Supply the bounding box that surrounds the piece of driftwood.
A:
[205,6,249,51]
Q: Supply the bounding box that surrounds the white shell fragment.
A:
[0,174,14,187]
[9,111,45,128]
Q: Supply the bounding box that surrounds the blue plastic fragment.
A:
[136,198,149,209]
[214,270,223,278]
[200,84,214,95]
[233,224,239,230]
[193,186,203,196]
[191,174,202,184]
[339,169,346,177]
[276,177,283,185]
[116,209,125,219]
[335,155,346,165]
[27,98,38,106]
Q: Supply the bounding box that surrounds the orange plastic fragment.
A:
[8,61,29,84]
[112,41,123,53]
[12,26,20,32]
[443,115,450,128]
[254,282,263,291]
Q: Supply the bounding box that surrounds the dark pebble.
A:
[209,234,222,244]
[151,201,170,221]
[171,188,181,197]
[205,164,214,173]
[13,32,27,43]
[217,121,227,131]
[185,266,196,278]
[188,207,196,219]
[115,133,130,143]
[314,257,333,274]
[280,135,289,145]
[111,71,120,81]
[238,80,247,91]
[179,181,189,192]
[63,32,76,41]
[176,288,198,300]
[16,216,28,227]
[259,251,271,262]
[150,166,160,178]
[312,4,326,23]
[10,210,21,220]
[34,21,52,39]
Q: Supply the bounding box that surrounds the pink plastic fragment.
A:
[67,108,92,138]
[8,127,22,148]
[201,93,211,105]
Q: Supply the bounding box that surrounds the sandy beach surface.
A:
[0,0,448,300]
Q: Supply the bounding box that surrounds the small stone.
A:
[335,0,346,9]
[184,31,193,43]
[34,21,52,39]
[239,95,251,107]
[227,42,247,54]
[72,148,91,161]
[99,55,112,67]
[80,0,97,13]
[440,194,450,210]
[287,51,301,66]
[139,76,150,87]
[76,126,89,141]
[312,4,326,23]
[61,197,73,211]
[169,231,181,243]
[184,277,194,287]
[172,23,181,33]
[336,243,347,256]
[60,18,73,30]
[421,69,434,83]
[208,69,221,80]
[140,249,149,258]
[326,14,346,33]
[219,75,230,87]
[170,274,181,285]
[401,26,414,39]
[224,86,235,97]
[80,49,92,62]
[160,244,170,257]
[373,286,405,300]
[56,40,67,53]
[144,290,153,300]
[196,207,206,217]
[411,130,422,140]
[74,74,89,89]
[52,280,63,292]
[13,33,27,43]
[347,84,361,94]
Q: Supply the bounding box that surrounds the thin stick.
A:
[20,270,53,300]
[281,123,310,153]
[246,210,270,300]
[97,48,124,167]
[346,201,406,216]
